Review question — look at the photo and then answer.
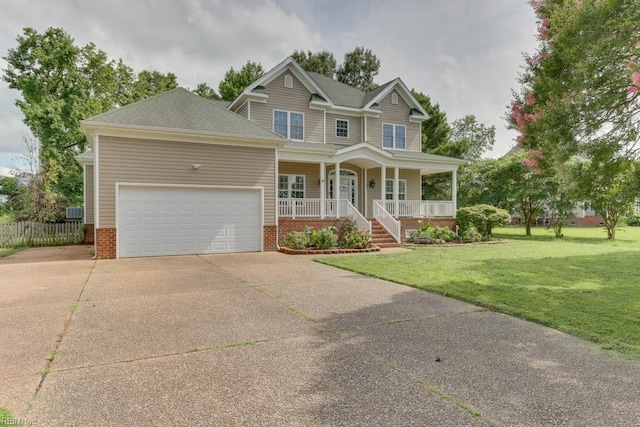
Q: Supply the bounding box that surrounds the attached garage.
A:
[117,185,262,258]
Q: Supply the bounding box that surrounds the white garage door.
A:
[118,186,261,258]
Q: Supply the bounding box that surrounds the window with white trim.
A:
[382,123,406,150]
[279,175,305,199]
[273,110,304,141]
[385,179,407,200]
[336,119,349,138]
[284,75,293,88]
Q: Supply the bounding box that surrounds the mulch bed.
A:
[278,246,380,255]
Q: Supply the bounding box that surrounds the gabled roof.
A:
[306,72,366,108]
[82,88,284,142]
[228,57,430,118]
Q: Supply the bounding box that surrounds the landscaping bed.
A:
[279,246,380,255]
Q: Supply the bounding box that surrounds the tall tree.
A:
[291,50,336,77]
[192,82,220,100]
[3,27,183,204]
[449,115,495,162]
[336,47,380,91]
[132,70,178,101]
[508,0,640,238]
[218,61,264,101]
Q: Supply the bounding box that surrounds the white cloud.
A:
[0,0,537,165]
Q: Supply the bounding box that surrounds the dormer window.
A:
[391,92,398,104]
[284,75,293,88]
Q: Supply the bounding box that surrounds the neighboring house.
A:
[78,57,466,259]
[0,167,14,205]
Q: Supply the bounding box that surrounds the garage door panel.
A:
[118,186,261,258]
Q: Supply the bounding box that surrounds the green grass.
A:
[0,407,17,425]
[0,246,26,258]
[317,226,640,358]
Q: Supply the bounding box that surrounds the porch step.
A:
[368,219,401,248]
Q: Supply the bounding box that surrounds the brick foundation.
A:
[84,223,95,244]
[278,218,349,246]
[96,228,116,259]
[399,218,457,242]
[263,225,278,251]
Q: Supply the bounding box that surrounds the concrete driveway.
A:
[1,247,639,426]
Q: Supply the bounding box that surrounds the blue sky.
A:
[0,0,538,170]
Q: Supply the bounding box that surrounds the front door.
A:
[329,170,357,208]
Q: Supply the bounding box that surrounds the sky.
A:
[0,0,538,170]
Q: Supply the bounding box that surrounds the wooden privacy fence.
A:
[0,221,84,248]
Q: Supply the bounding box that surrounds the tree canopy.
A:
[2,27,203,205]
[291,50,337,78]
[336,47,380,91]
[508,0,640,238]
[218,61,265,101]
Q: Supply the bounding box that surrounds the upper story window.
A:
[279,174,305,198]
[391,92,398,104]
[336,119,349,138]
[382,123,406,150]
[274,110,304,141]
[385,179,407,200]
[284,75,293,88]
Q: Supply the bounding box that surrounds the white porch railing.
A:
[278,198,371,234]
[373,201,401,243]
[278,198,322,218]
[343,200,372,235]
[374,200,455,217]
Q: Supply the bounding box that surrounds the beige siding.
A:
[250,70,324,143]
[97,136,276,227]
[326,113,362,145]
[364,168,421,217]
[85,164,94,223]
[235,101,249,119]
[367,90,421,152]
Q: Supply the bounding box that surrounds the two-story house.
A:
[78,57,465,259]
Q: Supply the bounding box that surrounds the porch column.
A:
[363,168,368,218]
[335,162,341,218]
[452,169,458,216]
[394,167,400,218]
[380,166,386,208]
[320,162,326,219]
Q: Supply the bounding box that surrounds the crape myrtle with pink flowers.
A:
[507,0,640,239]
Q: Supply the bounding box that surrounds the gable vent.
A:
[284,75,293,88]
[391,92,398,104]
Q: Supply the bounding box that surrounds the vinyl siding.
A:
[364,168,421,217]
[326,113,362,145]
[250,70,324,143]
[97,136,276,227]
[235,101,249,119]
[367,90,421,152]
[85,164,94,223]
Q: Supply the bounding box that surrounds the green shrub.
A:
[457,204,510,238]
[625,214,640,227]
[460,227,483,243]
[407,223,458,244]
[281,231,310,249]
[337,218,370,249]
[314,226,338,249]
[340,229,371,249]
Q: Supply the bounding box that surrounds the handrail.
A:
[373,201,401,243]
[344,200,372,235]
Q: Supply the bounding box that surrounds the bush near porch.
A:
[281,219,371,251]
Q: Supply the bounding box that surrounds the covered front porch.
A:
[277,142,465,243]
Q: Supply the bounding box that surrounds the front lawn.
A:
[317,226,640,358]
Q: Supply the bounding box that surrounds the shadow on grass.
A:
[318,249,640,358]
